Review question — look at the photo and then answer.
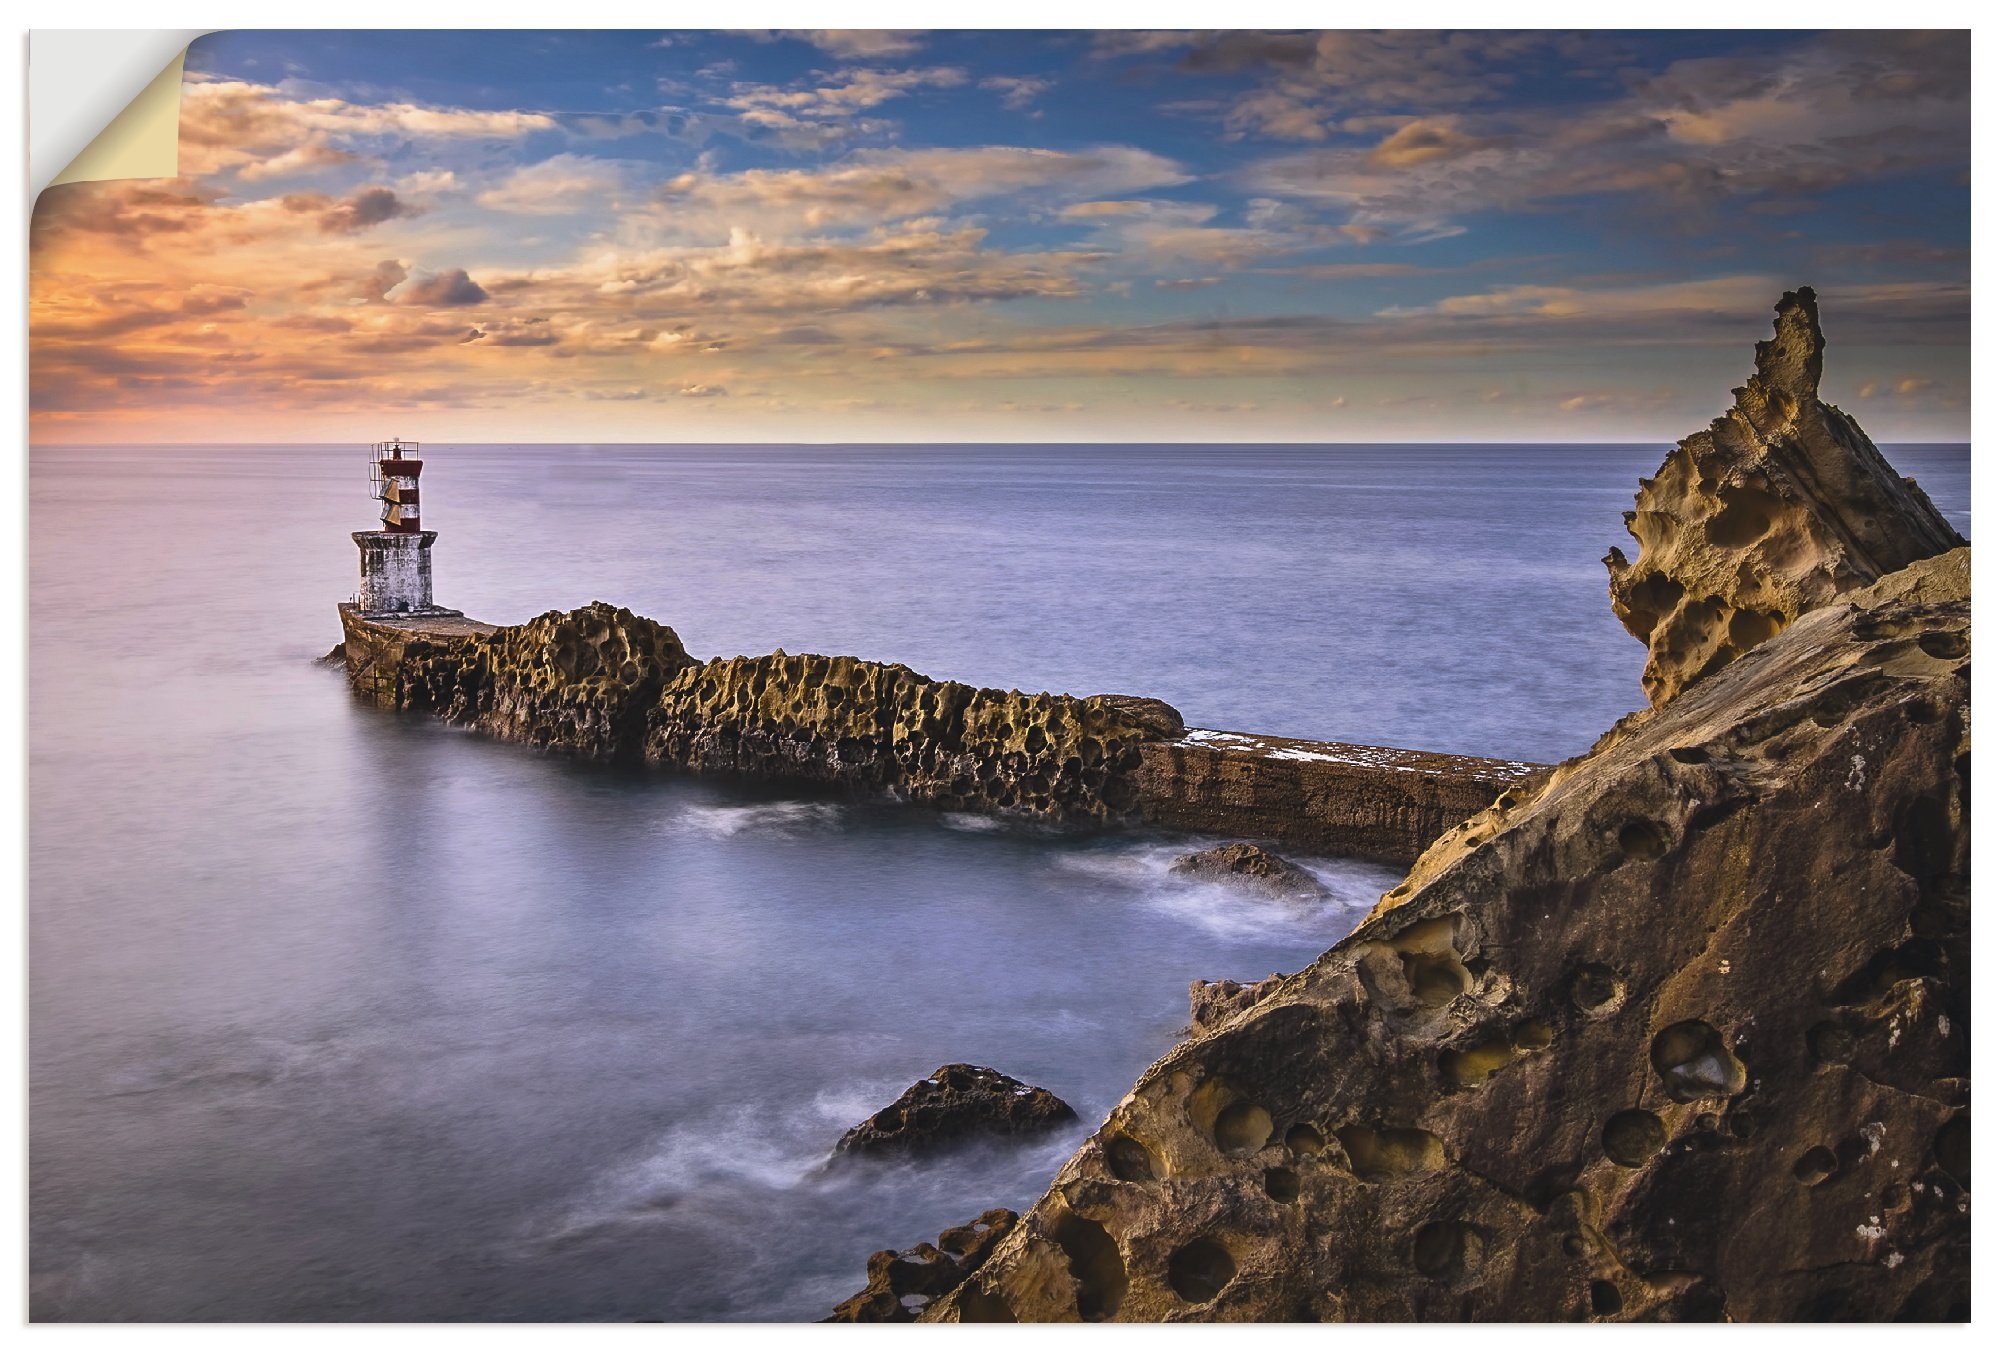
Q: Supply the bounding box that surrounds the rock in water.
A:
[400,601,696,760]
[827,1210,1018,1321]
[1605,287,1963,707]
[834,1065,1077,1159]
[1171,842,1331,900]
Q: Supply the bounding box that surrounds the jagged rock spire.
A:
[1605,288,1964,707]
[1753,286,1824,403]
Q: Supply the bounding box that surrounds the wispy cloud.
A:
[646,144,1189,236]
[178,76,558,181]
[719,65,967,147]
[781,30,928,61]
[980,75,1052,111]
[476,154,636,214]
[1245,33,1969,240]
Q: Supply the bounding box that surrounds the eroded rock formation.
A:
[1171,843,1330,901]
[340,609,1187,827]
[827,1210,1018,1321]
[926,546,1969,1323]
[399,603,696,759]
[645,654,1178,823]
[834,1065,1078,1159]
[1188,976,1283,1038]
[1606,287,1963,707]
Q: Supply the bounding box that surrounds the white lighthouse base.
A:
[352,530,440,616]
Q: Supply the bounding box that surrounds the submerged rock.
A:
[1605,287,1962,707]
[826,1209,1018,1321]
[919,295,1969,1323]
[1171,842,1330,900]
[834,1065,1078,1159]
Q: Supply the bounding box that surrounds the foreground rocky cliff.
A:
[915,295,1968,1323]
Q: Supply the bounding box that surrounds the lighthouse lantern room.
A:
[352,437,440,615]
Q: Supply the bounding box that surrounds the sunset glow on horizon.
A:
[30,28,1971,445]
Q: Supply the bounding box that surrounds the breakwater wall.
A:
[1134,729,1542,862]
[338,602,1540,863]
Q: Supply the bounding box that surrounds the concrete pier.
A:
[337,603,496,706]
[1136,728,1540,862]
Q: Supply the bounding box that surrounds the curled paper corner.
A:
[31,31,208,194]
[48,52,187,188]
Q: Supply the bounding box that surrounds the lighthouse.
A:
[352,437,439,614]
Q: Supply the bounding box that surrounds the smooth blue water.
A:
[29,443,1970,1321]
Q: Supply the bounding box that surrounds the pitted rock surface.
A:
[834,1066,1078,1159]
[827,1210,1019,1321]
[387,602,694,759]
[1188,975,1283,1037]
[1605,288,1962,707]
[1171,843,1330,901]
[1086,695,1187,741]
[344,613,1185,825]
[643,652,1179,823]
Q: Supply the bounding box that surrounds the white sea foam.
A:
[673,801,847,839]
[938,811,1008,833]
[1141,882,1353,942]
[1048,838,1392,942]
[938,810,1066,838]
[534,1101,831,1248]
[811,1078,909,1127]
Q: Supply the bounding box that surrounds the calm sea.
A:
[29,442,1971,1320]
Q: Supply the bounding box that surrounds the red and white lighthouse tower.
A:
[352,437,439,614]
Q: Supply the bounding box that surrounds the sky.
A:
[29,28,1971,443]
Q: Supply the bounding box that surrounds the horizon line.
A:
[27,438,1974,450]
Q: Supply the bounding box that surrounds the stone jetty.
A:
[337,603,1536,864]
